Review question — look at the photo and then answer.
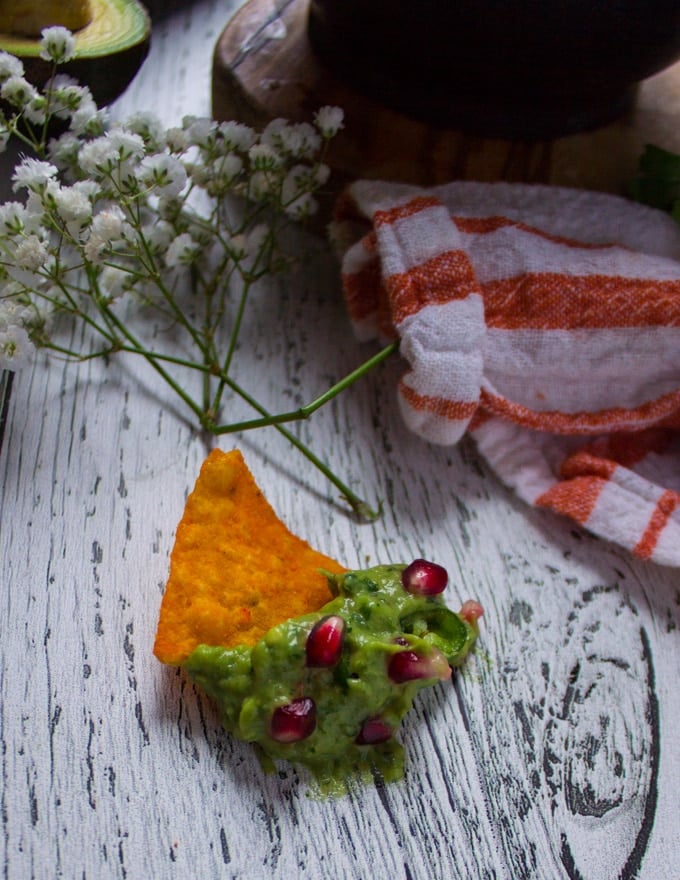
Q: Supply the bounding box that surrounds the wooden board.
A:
[1,2,679,879]
[213,0,680,197]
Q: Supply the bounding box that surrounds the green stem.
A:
[213,341,399,433]
[224,380,381,521]
[210,342,399,520]
[222,279,249,377]
[96,303,207,422]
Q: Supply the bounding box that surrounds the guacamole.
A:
[184,564,480,791]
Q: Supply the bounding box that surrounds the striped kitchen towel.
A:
[334,180,680,566]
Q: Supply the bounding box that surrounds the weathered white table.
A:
[1,3,678,878]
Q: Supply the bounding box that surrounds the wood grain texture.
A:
[1,2,679,879]
[212,0,680,196]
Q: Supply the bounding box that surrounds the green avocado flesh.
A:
[0,1,149,57]
[184,565,479,793]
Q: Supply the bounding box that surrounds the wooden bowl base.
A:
[212,0,680,210]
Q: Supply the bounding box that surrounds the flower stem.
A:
[95,302,207,423]
[209,341,399,520]
[224,381,382,521]
[213,341,399,432]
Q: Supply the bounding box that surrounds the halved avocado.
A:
[0,0,151,106]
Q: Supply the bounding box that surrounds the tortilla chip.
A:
[153,448,346,666]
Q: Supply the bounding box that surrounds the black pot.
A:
[307,0,680,139]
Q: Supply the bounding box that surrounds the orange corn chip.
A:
[153,448,346,665]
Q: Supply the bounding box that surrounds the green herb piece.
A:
[629,143,680,217]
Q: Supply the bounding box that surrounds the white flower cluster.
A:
[0,29,344,374]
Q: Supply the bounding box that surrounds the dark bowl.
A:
[308,0,680,139]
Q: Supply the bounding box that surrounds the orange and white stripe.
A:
[335,180,680,564]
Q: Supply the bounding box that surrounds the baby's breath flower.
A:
[0,202,29,235]
[204,153,243,196]
[49,72,80,90]
[0,53,354,509]
[72,179,100,202]
[141,219,174,254]
[186,162,212,188]
[248,143,283,170]
[69,100,107,136]
[124,112,166,151]
[218,121,256,153]
[0,324,35,371]
[52,184,93,232]
[14,235,49,271]
[226,233,247,260]
[260,118,287,148]
[263,121,320,159]
[1,75,38,108]
[281,164,315,205]
[84,206,130,262]
[248,170,279,201]
[156,197,184,223]
[245,224,269,252]
[47,131,81,172]
[49,79,92,118]
[289,122,321,158]
[284,192,318,221]
[24,95,48,126]
[183,216,213,248]
[0,291,35,327]
[12,158,58,193]
[78,137,119,175]
[164,127,189,153]
[314,106,344,137]
[83,234,107,263]
[164,232,200,268]
[0,52,24,82]
[91,206,126,241]
[184,117,218,149]
[137,154,187,198]
[314,163,331,187]
[107,129,146,162]
[5,260,43,291]
[39,27,77,64]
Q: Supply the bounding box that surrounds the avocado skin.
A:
[1,1,152,107]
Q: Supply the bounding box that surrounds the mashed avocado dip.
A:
[184,563,481,792]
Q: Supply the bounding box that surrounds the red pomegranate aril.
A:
[270,698,317,743]
[401,558,448,596]
[356,717,392,745]
[388,648,451,683]
[305,615,346,667]
[459,599,484,625]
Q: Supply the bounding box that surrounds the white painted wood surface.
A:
[1,3,679,878]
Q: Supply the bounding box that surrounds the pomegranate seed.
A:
[305,615,346,667]
[388,648,451,683]
[356,717,392,745]
[270,698,316,743]
[459,600,484,625]
[401,559,448,596]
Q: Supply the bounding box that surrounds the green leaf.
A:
[671,200,680,225]
[630,144,680,212]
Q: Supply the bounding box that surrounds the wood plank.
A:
[0,1,678,878]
